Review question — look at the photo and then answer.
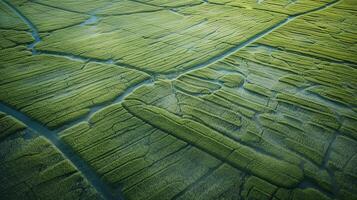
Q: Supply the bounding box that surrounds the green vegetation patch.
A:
[0,113,101,199]
[0,47,150,128]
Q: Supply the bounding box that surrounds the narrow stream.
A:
[0,0,343,199]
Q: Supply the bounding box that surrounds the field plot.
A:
[0,112,101,199]
[0,0,356,200]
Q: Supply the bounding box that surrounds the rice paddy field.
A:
[0,0,356,199]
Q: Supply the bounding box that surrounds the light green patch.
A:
[0,48,150,128]
[0,0,356,199]
[36,3,286,74]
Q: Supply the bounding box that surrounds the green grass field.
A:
[0,0,356,199]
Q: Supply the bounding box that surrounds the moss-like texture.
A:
[0,50,150,128]
[0,43,150,128]
[0,2,28,30]
[257,0,357,63]
[0,0,356,199]
[35,2,286,74]
[207,0,337,15]
[0,112,101,199]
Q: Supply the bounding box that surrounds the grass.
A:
[0,0,356,199]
